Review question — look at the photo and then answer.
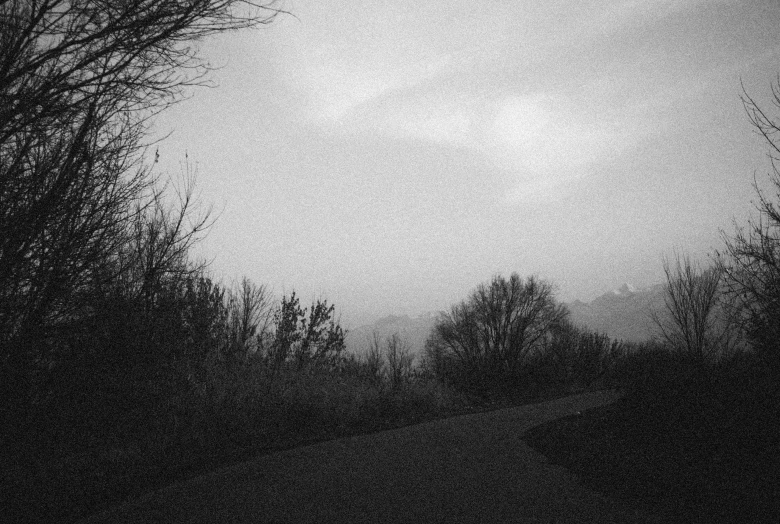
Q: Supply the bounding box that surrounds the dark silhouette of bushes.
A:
[424,274,567,393]
[0,0,281,436]
[719,85,780,368]
[530,318,627,390]
[4,268,484,523]
[361,331,416,389]
[423,273,630,398]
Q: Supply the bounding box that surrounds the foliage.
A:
[267,292,346,373]
[537,318,626,388]
[0,0,279,430]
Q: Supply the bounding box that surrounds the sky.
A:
[152,0,780,328]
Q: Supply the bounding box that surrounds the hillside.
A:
[344,313,438,359]
[567,283,665,343]
[345,283,664,358]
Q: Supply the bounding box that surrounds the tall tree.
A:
[427,274,568,385]
[720,83,780,361]
[652,253,739,361]
[0,0,280,414]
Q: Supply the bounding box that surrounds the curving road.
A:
[80,390,659,523]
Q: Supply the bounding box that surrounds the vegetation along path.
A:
[80,390,659,524]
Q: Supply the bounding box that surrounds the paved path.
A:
[81,390,658,523]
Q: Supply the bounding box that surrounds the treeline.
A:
[422,274,625,396]
[422,146,780,395]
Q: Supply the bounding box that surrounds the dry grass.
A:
[4,359,479,524]
[5,343,622,524]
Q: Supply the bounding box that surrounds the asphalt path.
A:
[80,390,660,523]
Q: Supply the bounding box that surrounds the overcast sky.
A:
[153,0,780,328]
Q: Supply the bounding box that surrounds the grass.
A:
[3,358,590,524]
[523,352,780,524]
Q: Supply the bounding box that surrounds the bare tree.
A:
[652,253,741,362]
[384,332,414,388]
[427,274,568,383]
[124,165,214,310]
[364,331,385,384]
[719,83,780,360]
[227,277,273,358]
[0,0,281,416]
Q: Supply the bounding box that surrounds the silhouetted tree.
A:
[365,331,386,384]
[226,276,273,359]
[652,253,740,362]
[720,83,780,361]
[298,299,346,368]
[0,0,280,427]
[426,274,568,389]
[539,316,580,383]
[267,293,346,374]
[384,333,415,388]
[530,318,622,388]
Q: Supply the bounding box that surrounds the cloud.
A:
[489,95,607,172]
[269,0,520,125]
[486,94,634,202]
[342,83,475,145]
[335,83,640,203]
[584,0,727,36]
[267,0,725,203]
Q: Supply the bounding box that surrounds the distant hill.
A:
[566,283,665,343]
[344,283,665,359]
[344,312,438,360]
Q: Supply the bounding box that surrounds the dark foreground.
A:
[80,390,655,524]
[524,368,780,524]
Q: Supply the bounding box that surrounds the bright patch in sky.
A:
[156,0,780,327]
[274,1,686,204]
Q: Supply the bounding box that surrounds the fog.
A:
[154,0,780,328]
